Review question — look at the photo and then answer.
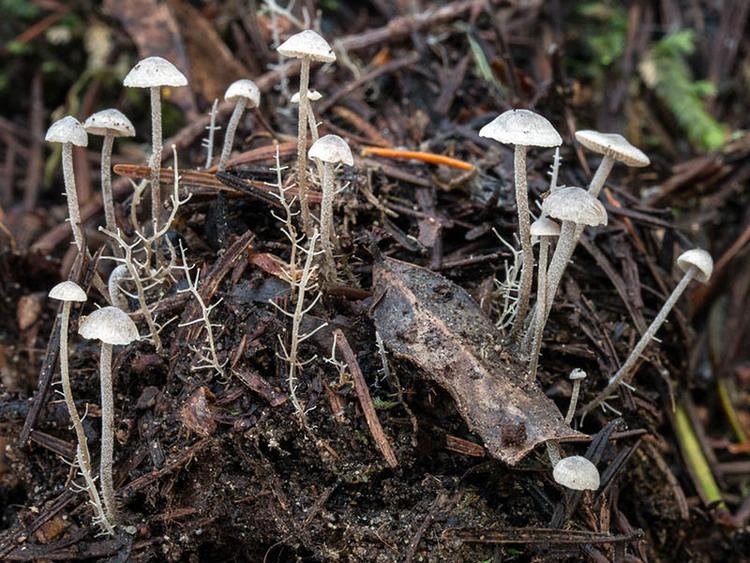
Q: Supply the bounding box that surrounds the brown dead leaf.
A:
[180,387,217,436]
[371,257,582,465]
[16,292,44,331]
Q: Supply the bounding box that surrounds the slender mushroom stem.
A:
[98,341,117,522]
[528,236,551,381]
[578,266,697,417]
[217,98,248,172]
[61,143,84,251]
[319,161,336,279]
[296,57,313,237]
[587,155,615,197]
[546,441,561,467]
[539,220,576,331]
[565,379,583,425]
[510,144,533,341]
[149,86,163,240]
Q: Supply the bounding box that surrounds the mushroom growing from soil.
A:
[552,455,600,491]
[565,368,587,425]
[575,130,650,198]
[78,306,139,522]
[123,57,187,236]
[528,217,561,381]
[83,109,135,239]
[217,79,261,172]
[308,134,353,280]
[277,30,336,236]
[579,249,713,417]
[45,116,89,251]
[479,109,562,340]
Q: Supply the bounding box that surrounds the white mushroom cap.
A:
[542,186,608,227]
[569,368,587,380]
[575,130,650,168]
[224,79,261,108]
[123,56,187,88]
[553,455,600,491]
[49,281,87,302]
[45,116,88,147]
[84,109,135,138]
[290,90,322,103]
[479,109,562,148]
[677,248,713,283]
[277,30,335,63]
[309,134,353,166]
[530,217,561,237]
[78,306,139,346]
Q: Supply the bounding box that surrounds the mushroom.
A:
[83,109,135,239]
[553,455,600,491]
[78,306,139,522]
[308,134,353,280]
[123,57,187,236]
[217,79,261,172]
[579,249,713,417]
[528,217,561,381]
[45,116,88,251]
[539,187,608,328]
[479,109,562,339]
[277,30,336,236]
[291,89,323,143]
[575,130,649,198]
[564,368,587,425]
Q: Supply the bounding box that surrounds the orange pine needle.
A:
[361,146,474,171]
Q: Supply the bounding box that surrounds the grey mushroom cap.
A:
[542,186,608,227]
[530,217,561,237]
[123,56,187,88]
[84,109,135,138]
[277,30,336,63]
[78,306,139,346]
[45,116,88,147]
[49,281,87,303]
[479,109,562,148]
[553,455,600,491]
[290,89,322,103]
[309,134,353,166]
[224,79,261,107]
[677,248,714,283]
[569,368,587,381]
[575,130,650,168]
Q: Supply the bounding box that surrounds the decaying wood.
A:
[371,257,582,465]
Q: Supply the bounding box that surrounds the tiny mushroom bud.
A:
[291,90,323,146]
[277,29,336,237]
[218,79,261,172]
[579,249,713,417]
[564,368,587,425]
[124,56,187,240]
[553,455,600,491]
[575,130,649,198]
[79,306,139,523]
[479,109,562,339]
[45,116,88,251]
[528,217,561,381]
[309,134,353,281]
[84,109,135,240]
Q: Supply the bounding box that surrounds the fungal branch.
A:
[202,99,221,170]
[491,229,522,334]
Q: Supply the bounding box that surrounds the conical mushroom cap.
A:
[49,281,87,302]
[224,79,261,108]
[84,109,135,137]
[542,186,608,227]
[290,89,322,103]
[123,56,187,88]
[45,116,88,147]
[569,368,587,380]
[575,130,650,167]
[530,217,561,237]
[479,109,562,148]
[78,306,139,345]
[309,134,353,166]
[553,455,600,491]
[277,30,335,63]
[677,248,713,283]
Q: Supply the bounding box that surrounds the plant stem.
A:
[218,99,247,172]
[319,162,336,280]
[578,267,696,416]
[62,143,84,251]
[528,237,550,381]
[296,57,313,237]
[99,342,117,523]
[510,145,533,341]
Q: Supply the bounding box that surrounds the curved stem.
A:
[99,342,117,523]
[149,86,163,242]
[587,155,615,197]
[546,440,561,467]
[319,162,336,280]
[218,99,247,172]
[296,57,313,236]
[510,145,533,341]
[565,380,581,425]
[62,143,84,251]
[578,267,696,416]
[528,237,550,381]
